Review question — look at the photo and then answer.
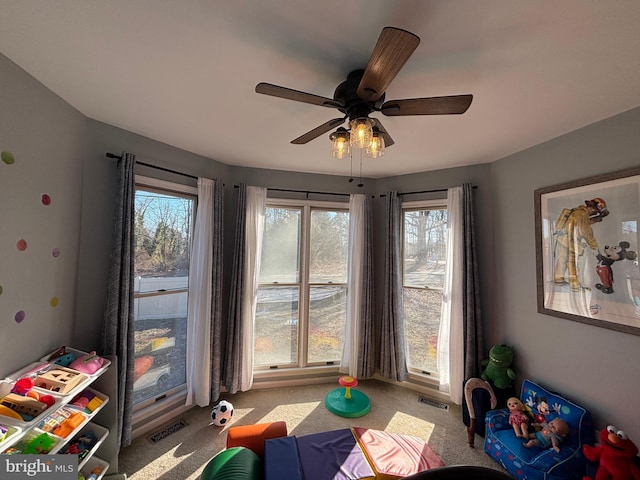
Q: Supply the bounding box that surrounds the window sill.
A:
[251,367,450,404]
[252,365,342,389]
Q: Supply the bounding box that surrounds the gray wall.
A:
[0,54,86,374]
[2,51,639,443]
[491,107,640,442]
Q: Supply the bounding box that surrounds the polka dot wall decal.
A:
[1,150,15,165]
[16,239,27,251]
[42,194,51,206]
[15,311,25,323]
[50,297,59,307]
[52,247,61,257]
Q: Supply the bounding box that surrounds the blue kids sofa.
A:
[484,379,594,480]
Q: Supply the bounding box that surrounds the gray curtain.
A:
[224,183,247,393]
[462,183,484,379]
[209,180,225,401]
[379,192,409,381]
[357,194,376,378]
[99,152,135,448]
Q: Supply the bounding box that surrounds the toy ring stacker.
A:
[325,376,370,418]
[339,376,358,399]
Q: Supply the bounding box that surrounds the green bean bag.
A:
[200,446,262,480]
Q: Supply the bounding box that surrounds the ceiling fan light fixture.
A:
[365,130,385,158]
[349,117,374,149]
[330,128,351,159]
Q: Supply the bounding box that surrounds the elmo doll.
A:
[583,425,640,480]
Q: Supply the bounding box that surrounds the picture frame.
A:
[534,166,640,336]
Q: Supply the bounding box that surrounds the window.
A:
[254,200,349,369]
[133,177,196,407]
[402,201,448,376]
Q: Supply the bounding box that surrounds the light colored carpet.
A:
[118,379,505,479]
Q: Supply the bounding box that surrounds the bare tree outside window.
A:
[403,207,448,375]
[255,204,348,368]
[133,187,194,406]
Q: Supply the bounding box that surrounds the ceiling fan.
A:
[255,26,473,150]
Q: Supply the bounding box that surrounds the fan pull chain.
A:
[348,149,354,183]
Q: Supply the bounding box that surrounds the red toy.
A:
[583,425,640,480]
[11,378,35,396]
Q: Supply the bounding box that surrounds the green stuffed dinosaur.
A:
[480,344,516,389]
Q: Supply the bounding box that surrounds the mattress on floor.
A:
[296,428,376,480]
[264,435,304,480]
[351,427,445,480]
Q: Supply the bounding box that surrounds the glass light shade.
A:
[349,118,374,149]
[365,132,385,158]
[330,130,351,159]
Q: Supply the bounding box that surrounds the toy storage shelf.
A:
[0,349,116,477]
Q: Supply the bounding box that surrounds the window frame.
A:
[254,197,350,372]
[401,197,449,380]
[132,175,197,413]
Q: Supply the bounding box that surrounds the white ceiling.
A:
[1,1,639,178]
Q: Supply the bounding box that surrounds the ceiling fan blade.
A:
[256,82,343,109]
[357,27,420,102]
[381,94,473,116]
[291,117,346,144]
[371,118,394,147]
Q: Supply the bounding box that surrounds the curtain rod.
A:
[379,185,478,197]
[234,184,352,198]
[106,152,198,180]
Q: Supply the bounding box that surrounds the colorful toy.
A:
[35,368,85,393]
[47,346,76,367]
[61,430,98,460]
[6,377,56,418]
[211,400,234,426]
[38,394,56,408]
[595,241,637,294]
[70,396,90,410]
[507,397,530,438]
[40,408,68,433]
[5,377,56,410]
[480,344,516,389]
[339,376,358,399]
[23,432,56,454]
[11,378,35,396]
[524,418,569,453]
[69,390,95,410]
[0,393,49,419]
[0,404,24,420]
[583,425,640,480]
[69,389,103,413]
[52,411,85,438]
[325,375,371,418]
[86,396,104,412]
[86,465,103,480]
[69,352,105,375]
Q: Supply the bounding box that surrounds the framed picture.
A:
[534,166,640,336]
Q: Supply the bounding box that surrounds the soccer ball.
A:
[211,400,234,426]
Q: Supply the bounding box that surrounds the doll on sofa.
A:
[507,397,530,438]
[524,418,569,453]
